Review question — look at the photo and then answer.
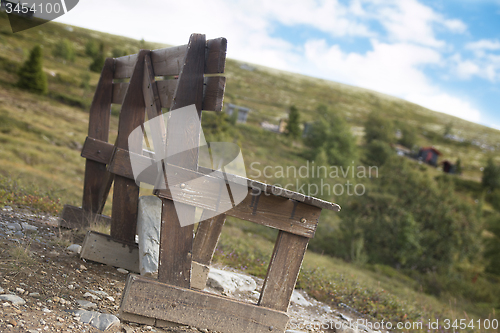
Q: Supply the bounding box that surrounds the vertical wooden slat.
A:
[143,53,166,152]
[258,231,310,312]
[82,58,114,215]
[110,50,149,243]
[157,34,207,288]
[192,213,226,266]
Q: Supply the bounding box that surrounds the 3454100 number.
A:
[5,2,65,15]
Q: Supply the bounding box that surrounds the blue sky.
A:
[55,0,500,129]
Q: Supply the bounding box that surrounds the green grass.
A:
[214,221,499,332]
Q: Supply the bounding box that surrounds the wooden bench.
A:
[63,34,340,333]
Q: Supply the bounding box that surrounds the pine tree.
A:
[285,105,301,138]
[52,39,75,62]
[89,43,105,73]
[482,157,500,191]
[17,45,48,95]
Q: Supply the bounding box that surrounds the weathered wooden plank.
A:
[156,79,176,110]
[81,138,341,213]
[158,200,193,288]
[80,231,140,272]
[150,44,188,77]
[114,54,138,79]
[143,53,166,154]
[112,81,128,105]
[202,76,225,112]
[157,34,207,288]
[258,231,309,312]
[193,213,226,266]
[119,311,156,326]
[205,38,227,74]
[81,137,114,164]
[114,39,227,79]
[113,77,225,111]
[83,145,324,238]
[82,58,114,214]
[59,205,111,229]
[111,50,149,243]
[190,261,210,290]
[82,141,340,212]
[120,274,289,333]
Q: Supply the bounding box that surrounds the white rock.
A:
[0,287,4,293]
[106,296,115,302]
[6,223,21,231]
[83,292,99,300]
[75,300,97,309]
[207,267,257,293]
[117,268,129,274]
[29,292,40,297]
[136,196,162,276]
[290,290,312,307]
[0,294,26,305]
[21,222,38,231]
[72,309,120,331]
[66,244,82,254]
[90,290,109,297]
[16,288,25,294]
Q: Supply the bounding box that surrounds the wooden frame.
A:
[64,33,340,333]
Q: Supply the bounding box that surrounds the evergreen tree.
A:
[455,158,462,175]
[364,111,394,144]
[17,45,48,94]
[285,105,301,138]
[89,43,105,73]
[85,40,99,57]
[398,124,417,149]
[482,157,500,191]
[52,39,75,62]
[304,104,357,167]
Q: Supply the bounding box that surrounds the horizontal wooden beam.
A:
[114,38,227,79]
[105,147,321,238]
[81,138,340,212]
[112,76,225,111]
[120,274,289,333]
[59,205,111,229]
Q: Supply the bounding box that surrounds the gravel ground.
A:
[0,207,379,333]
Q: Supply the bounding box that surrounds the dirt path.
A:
[0,207,377,333]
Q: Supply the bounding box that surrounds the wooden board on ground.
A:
[60,205,111,229]
[120,274,289,333]
[80,231,140,273]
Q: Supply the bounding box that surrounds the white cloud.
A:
[300,38,480,122]
[302,39,441,96]
[372,0,467,47]
[466,39,500,51]
[451,51,500,82]
[443,19,467,33]
[55,0,482,124]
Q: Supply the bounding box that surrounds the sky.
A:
[54,0,500,129]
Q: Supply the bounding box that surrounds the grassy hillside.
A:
[1,13,499,331]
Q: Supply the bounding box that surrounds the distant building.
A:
[418,146,442,166]
[441,160,455,174]
[392,144,411,156]
[225,104,250,123]
[261,119,287,133]
[302,122,312,137]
